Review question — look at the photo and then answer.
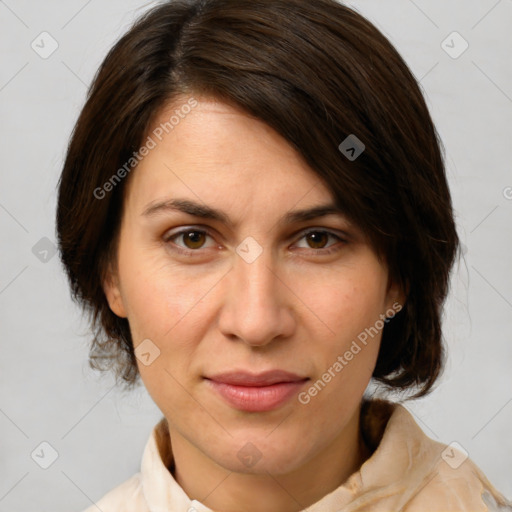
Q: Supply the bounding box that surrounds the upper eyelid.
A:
[297,227,347,238]
[165,226,347,246]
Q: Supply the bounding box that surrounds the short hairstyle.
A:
[56,0,460,398]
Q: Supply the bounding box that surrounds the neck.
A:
[169,404,369,512]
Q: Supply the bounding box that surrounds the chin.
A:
[210,435,310,476]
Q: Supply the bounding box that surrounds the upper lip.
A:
[205,370,308,387]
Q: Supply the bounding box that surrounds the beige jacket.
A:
[83,400,511,511]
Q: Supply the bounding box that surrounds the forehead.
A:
[122,96,336,215]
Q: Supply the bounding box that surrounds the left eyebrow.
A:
[141,198,350,228]
[281,204,349,226]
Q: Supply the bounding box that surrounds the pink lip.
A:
[205,370,309,412]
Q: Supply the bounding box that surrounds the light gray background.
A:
[1,0,511,510]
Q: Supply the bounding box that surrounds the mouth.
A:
[204,370,310,412]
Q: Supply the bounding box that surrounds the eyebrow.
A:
[142,198,349,227]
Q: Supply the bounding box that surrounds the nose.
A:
[217,247,296,347]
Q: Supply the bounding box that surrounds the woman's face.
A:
[104,96,402,475]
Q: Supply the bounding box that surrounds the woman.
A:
[56,0,511,510]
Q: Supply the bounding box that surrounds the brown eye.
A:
[294,229,346,255]
[181,230,207,249]
[164,228,215,253]
[305,231,330,249]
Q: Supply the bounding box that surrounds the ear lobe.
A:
[386,277,408,312]
[102,266,127,319]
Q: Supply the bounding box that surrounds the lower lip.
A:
[206,379,309,412]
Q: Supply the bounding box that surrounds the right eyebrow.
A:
[142,198,233,226]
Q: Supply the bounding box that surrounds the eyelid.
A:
[292,228,347,253]
[163,225,348,255]
[163,226,217,246]
[163,226,347,243]
[298,227,349,242]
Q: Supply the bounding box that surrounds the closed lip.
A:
[204,370,308,387]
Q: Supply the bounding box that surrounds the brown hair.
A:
[56,0,460,398]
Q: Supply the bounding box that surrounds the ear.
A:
[102,263,128,319]
[385,276,408,313]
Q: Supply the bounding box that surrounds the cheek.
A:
[297,264,388,396]
[117,245,208,341]
[302,282,384,414]
[304,269,387,338]
[116,247,224,402]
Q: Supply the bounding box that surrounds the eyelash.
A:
[163,227,347,257]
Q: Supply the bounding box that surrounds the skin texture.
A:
[103,96,404,512]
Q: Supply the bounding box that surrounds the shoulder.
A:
[359,400,512,511]
[81,472,146,512]
[404,456,512,511]
[392,405,512,511]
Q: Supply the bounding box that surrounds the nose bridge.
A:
[218,243,293,345]
[235,244,280,310]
